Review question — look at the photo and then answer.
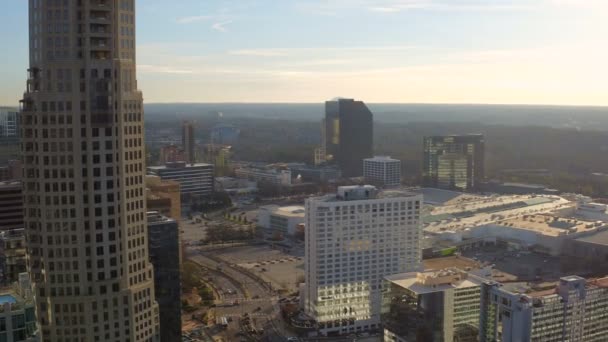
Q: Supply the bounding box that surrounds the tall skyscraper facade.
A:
[303,186,422,335]
[21,1,160,341]
[423,134,485,191]
[182,121,195,164]
[324,99,373,177]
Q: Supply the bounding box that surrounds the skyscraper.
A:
[20,1,160,341]
[303,186,422,335]
[147,212,181,342]
[182,121,196,164]
[324,99,373,177]
[423,134,485,191]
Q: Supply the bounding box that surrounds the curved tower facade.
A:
[21,0,159,341]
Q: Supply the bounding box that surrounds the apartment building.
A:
[480,275,608,341]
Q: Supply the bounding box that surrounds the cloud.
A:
[298,0,537,15]
[176,15,212,24]
[212,20,233,32]
[139,64,196,75]
[228,45,422,57]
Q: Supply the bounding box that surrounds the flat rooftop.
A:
[497,214,604,237]
[147,162,213,170]
[385,269,485,295]
[574,229,608,246]
[364,156,399,162]
[262,205,305,217]
[424,194,572,234]
[314,186,419,203]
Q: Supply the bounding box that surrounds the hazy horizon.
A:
[1,0,607,106]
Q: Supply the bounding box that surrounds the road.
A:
[189,250,291,341]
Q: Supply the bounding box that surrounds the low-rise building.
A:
[364,156,401,187]
[382,268,485,342]
[257,205,305,237]
[235,165,291,186]
[480,275,608,342]
[214,177,258,195]
[290,164,341,183]
[0,273,37,342]
[147,162,214,200]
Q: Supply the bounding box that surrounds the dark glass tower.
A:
[147,212,181,342]
[423,134,485,191]
[323,99,373,177]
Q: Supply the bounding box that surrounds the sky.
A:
[1,0,607,105]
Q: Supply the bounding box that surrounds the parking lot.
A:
[213,244,305,293]
[461,246,568,282]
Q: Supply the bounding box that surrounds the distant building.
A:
[480,180,559,195]
[423,134,485,191]
[182,121,196,164]
[148,162,214,200]
[0,181,23,231]
[159,144,186,165]
[147,212,182,342]
[145,175,181,221]
[210,123,239,145]
[0,108,18,139]
[257,205,305,237]
[1,229,26,284]
[214,177,258,195]
[364,156,401,187]
[235,165,292,186]
[0,273,37,342]
[290,164,341,183]
[382,268,485,342]
[303,186,422,335]
[0,160,22,182]
[324,99,374,177]
[203,144,232,177]
[480,275,608,342]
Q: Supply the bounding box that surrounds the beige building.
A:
[146,176,181,221]
[382,268,485,342]
[20,1,159,341]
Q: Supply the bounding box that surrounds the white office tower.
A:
[21,0,159,341]
[303,185,422,336]
[363,156,401,187]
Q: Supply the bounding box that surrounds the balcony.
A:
[91,38,111,51]
[89,11,110,23]
[90,24,111,37]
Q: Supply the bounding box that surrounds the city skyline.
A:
[1,0,608,106]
